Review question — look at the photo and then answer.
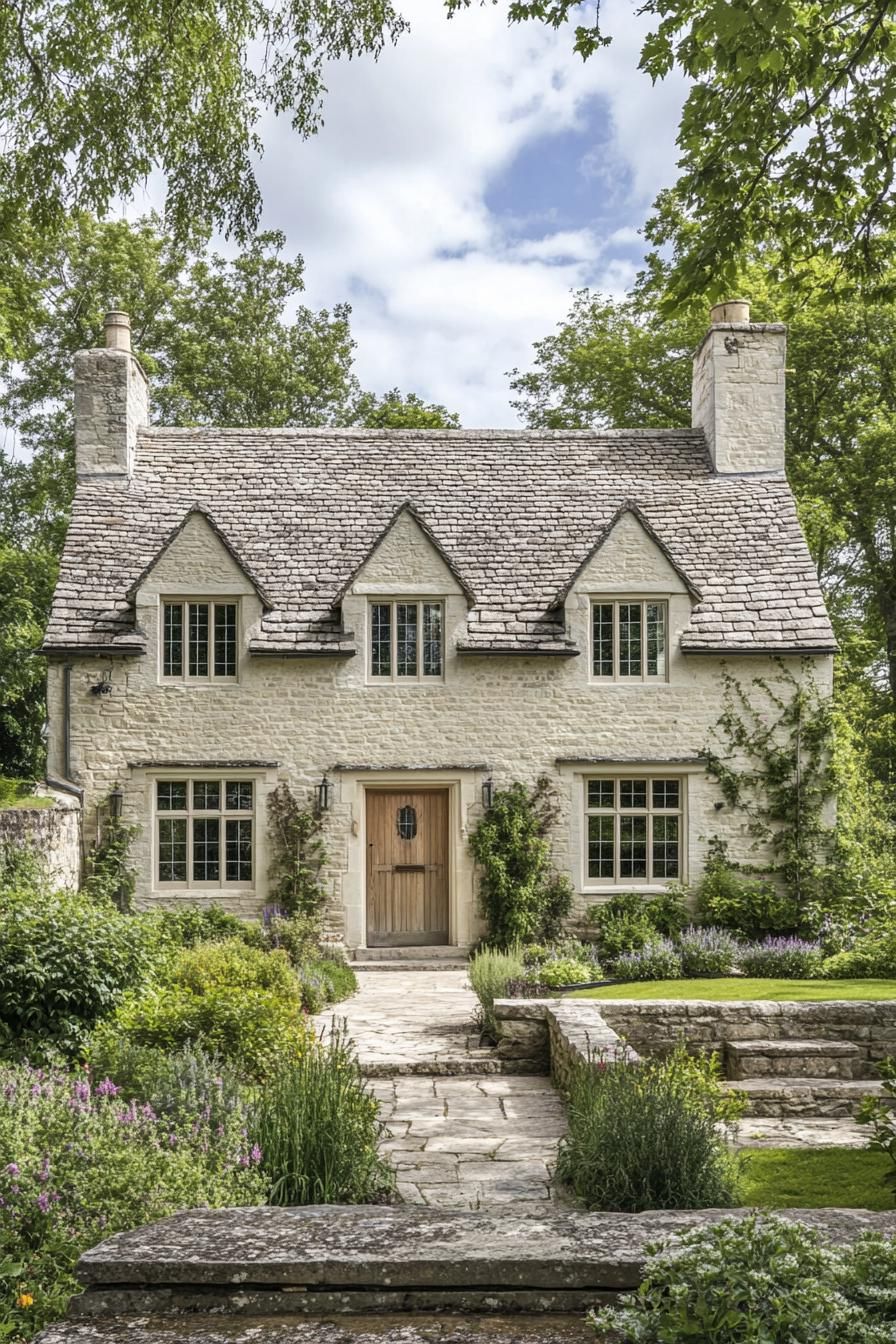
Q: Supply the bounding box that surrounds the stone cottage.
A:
[41,301,835,950]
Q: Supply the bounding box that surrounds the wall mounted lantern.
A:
[317,773,333,813]
[109,783,124,819]
[481,777,495,810]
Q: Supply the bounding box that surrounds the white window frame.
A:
[367,598,445,684]
[590,598,669,682]
[159,597,240,684]
[153,774,257,891]
[583,773,685,887]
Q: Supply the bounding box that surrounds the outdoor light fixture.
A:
[482,777,495,810]
[109,784,124,819]
[90,678,113,696]
[317,773,333,812]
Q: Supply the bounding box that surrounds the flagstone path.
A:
[317,970,868,1210]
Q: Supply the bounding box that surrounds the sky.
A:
[249,0,689,428]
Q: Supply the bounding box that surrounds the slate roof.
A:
[42,427,836,658]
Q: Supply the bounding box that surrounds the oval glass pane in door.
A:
[397,805,417,840]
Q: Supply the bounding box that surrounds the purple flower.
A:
[96,1078,119,1098]
[250,1144,262,1164]
[36,1192,50,1214]
[5,1163,19,1177]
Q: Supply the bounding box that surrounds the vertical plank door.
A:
[366,789,449,946]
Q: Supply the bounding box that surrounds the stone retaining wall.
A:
[595,999,896,1078]
[493,1000,639,1090]
[0,795,82,889]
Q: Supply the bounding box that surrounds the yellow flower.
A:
[16,1294,33,1309]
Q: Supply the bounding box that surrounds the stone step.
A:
[729,1076,890,1118]
[726,1038,868,1081]
[348,960,471,972]
[352,946,470,964]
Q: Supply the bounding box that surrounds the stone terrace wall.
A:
[493,1000,639,1091]
[596,999,896,1078]
[0,797,81,889]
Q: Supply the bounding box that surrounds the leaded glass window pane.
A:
[192,817,220,882]
[226,781,254,811]
[157,781,187,811]
[422,603,443,676]
[588,814,614,878]
[163,603,183,677]
[652,779,680,810]
[188,603,209,677]
[592,603,613,677]
[619,603,642,677]
[158,817,187,882]
[587,779,614,809]
[652,816,679,878]
[214,603,237,677]
[619,815,648,878]
[396,603,418,676]
[193,780,220,811]
[646,602,666,677]
[397,805,417,840]
[619,779,647,810]
[226,819,253,882]
[371,603,391,677]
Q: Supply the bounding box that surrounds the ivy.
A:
[266,782,329,919]
[83,801,138,911]
[703,661,835,912]
[468,776,573,946]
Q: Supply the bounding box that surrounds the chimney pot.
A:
[103,310,131,352]
[709,299,750,325]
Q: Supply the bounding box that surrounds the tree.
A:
[510,276,896,786]
[449,0,896,305]
[0,214,459,775]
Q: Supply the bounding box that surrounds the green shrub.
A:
[152,904,261,951]
[739,936,824,978]
[88,1037,247,1129]
[588,908,655,962]
[468,944,525,1038]
[261,910,323,964]
[697,857,798,940]
[858,1057,896,1192]
[823,923,896,979]
[525,957,595,988]
[99,941,314,1077]
[249,1027,392,1205]
[317,959,357,1003]
[612,938,683,982]
[643,884,690,936]
[0,841,48,896]
[556,1043,740,1212]
[590,1215,884,1343]
[0,888,156,1056]
[839,1233,896,1321]
[677,924,741,976]
[0,1060,264,1339]
[468,777,573,945]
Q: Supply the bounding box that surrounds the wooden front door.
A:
[366,789,449,947]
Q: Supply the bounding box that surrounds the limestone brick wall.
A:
[45,498,834,945]
[74,348,148,479]
[0,796,82,889]
[692,323,786,474]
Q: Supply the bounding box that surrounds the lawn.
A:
[739,1147,894,1211]
[569,977,896,1001]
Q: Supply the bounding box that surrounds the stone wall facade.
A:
[0,795,82,889]
[691,321,787,474]
[46,498,833,946]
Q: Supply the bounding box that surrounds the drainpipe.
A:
[62,662,73,780]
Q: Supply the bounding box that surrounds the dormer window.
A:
[369,600,443,682]
[162,599,239,681]
[591,600,667,681]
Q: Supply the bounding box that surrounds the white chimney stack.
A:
[74,310,148,481]
[691,299,786,474]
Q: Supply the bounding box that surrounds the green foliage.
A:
[351,388,461,428]
[612,939,684,983]
[151,903,261,952]
[81,809,138,910]
[0,3,407,258]
[249,1027,392,1206]
[642,886,690,937]
[556,1042,741,1212]
[468,944,525,1038]
[0,888,156,1057]
[524,957,595,989]
[739,937,825,979]
[697,845,799,940]
[858,1057,896,1192]
[0,1060,264,1339]
[261,910,324,965]
[100,942,314,1077]
[0,844,48,898]
[590,1214,891,1343]
[468,777,573,946]
[586,890,689,965]
[266,782,329,918]
[87,1039,248,1131]
[676,925,741,977]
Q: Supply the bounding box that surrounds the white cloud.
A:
[251,0,687,426]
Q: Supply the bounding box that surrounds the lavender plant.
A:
[677,925,741,977]
[739,936,824,979]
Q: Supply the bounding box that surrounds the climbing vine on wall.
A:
[83,798,138,911]
[703,661,835,911]
[266,782,329,917]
